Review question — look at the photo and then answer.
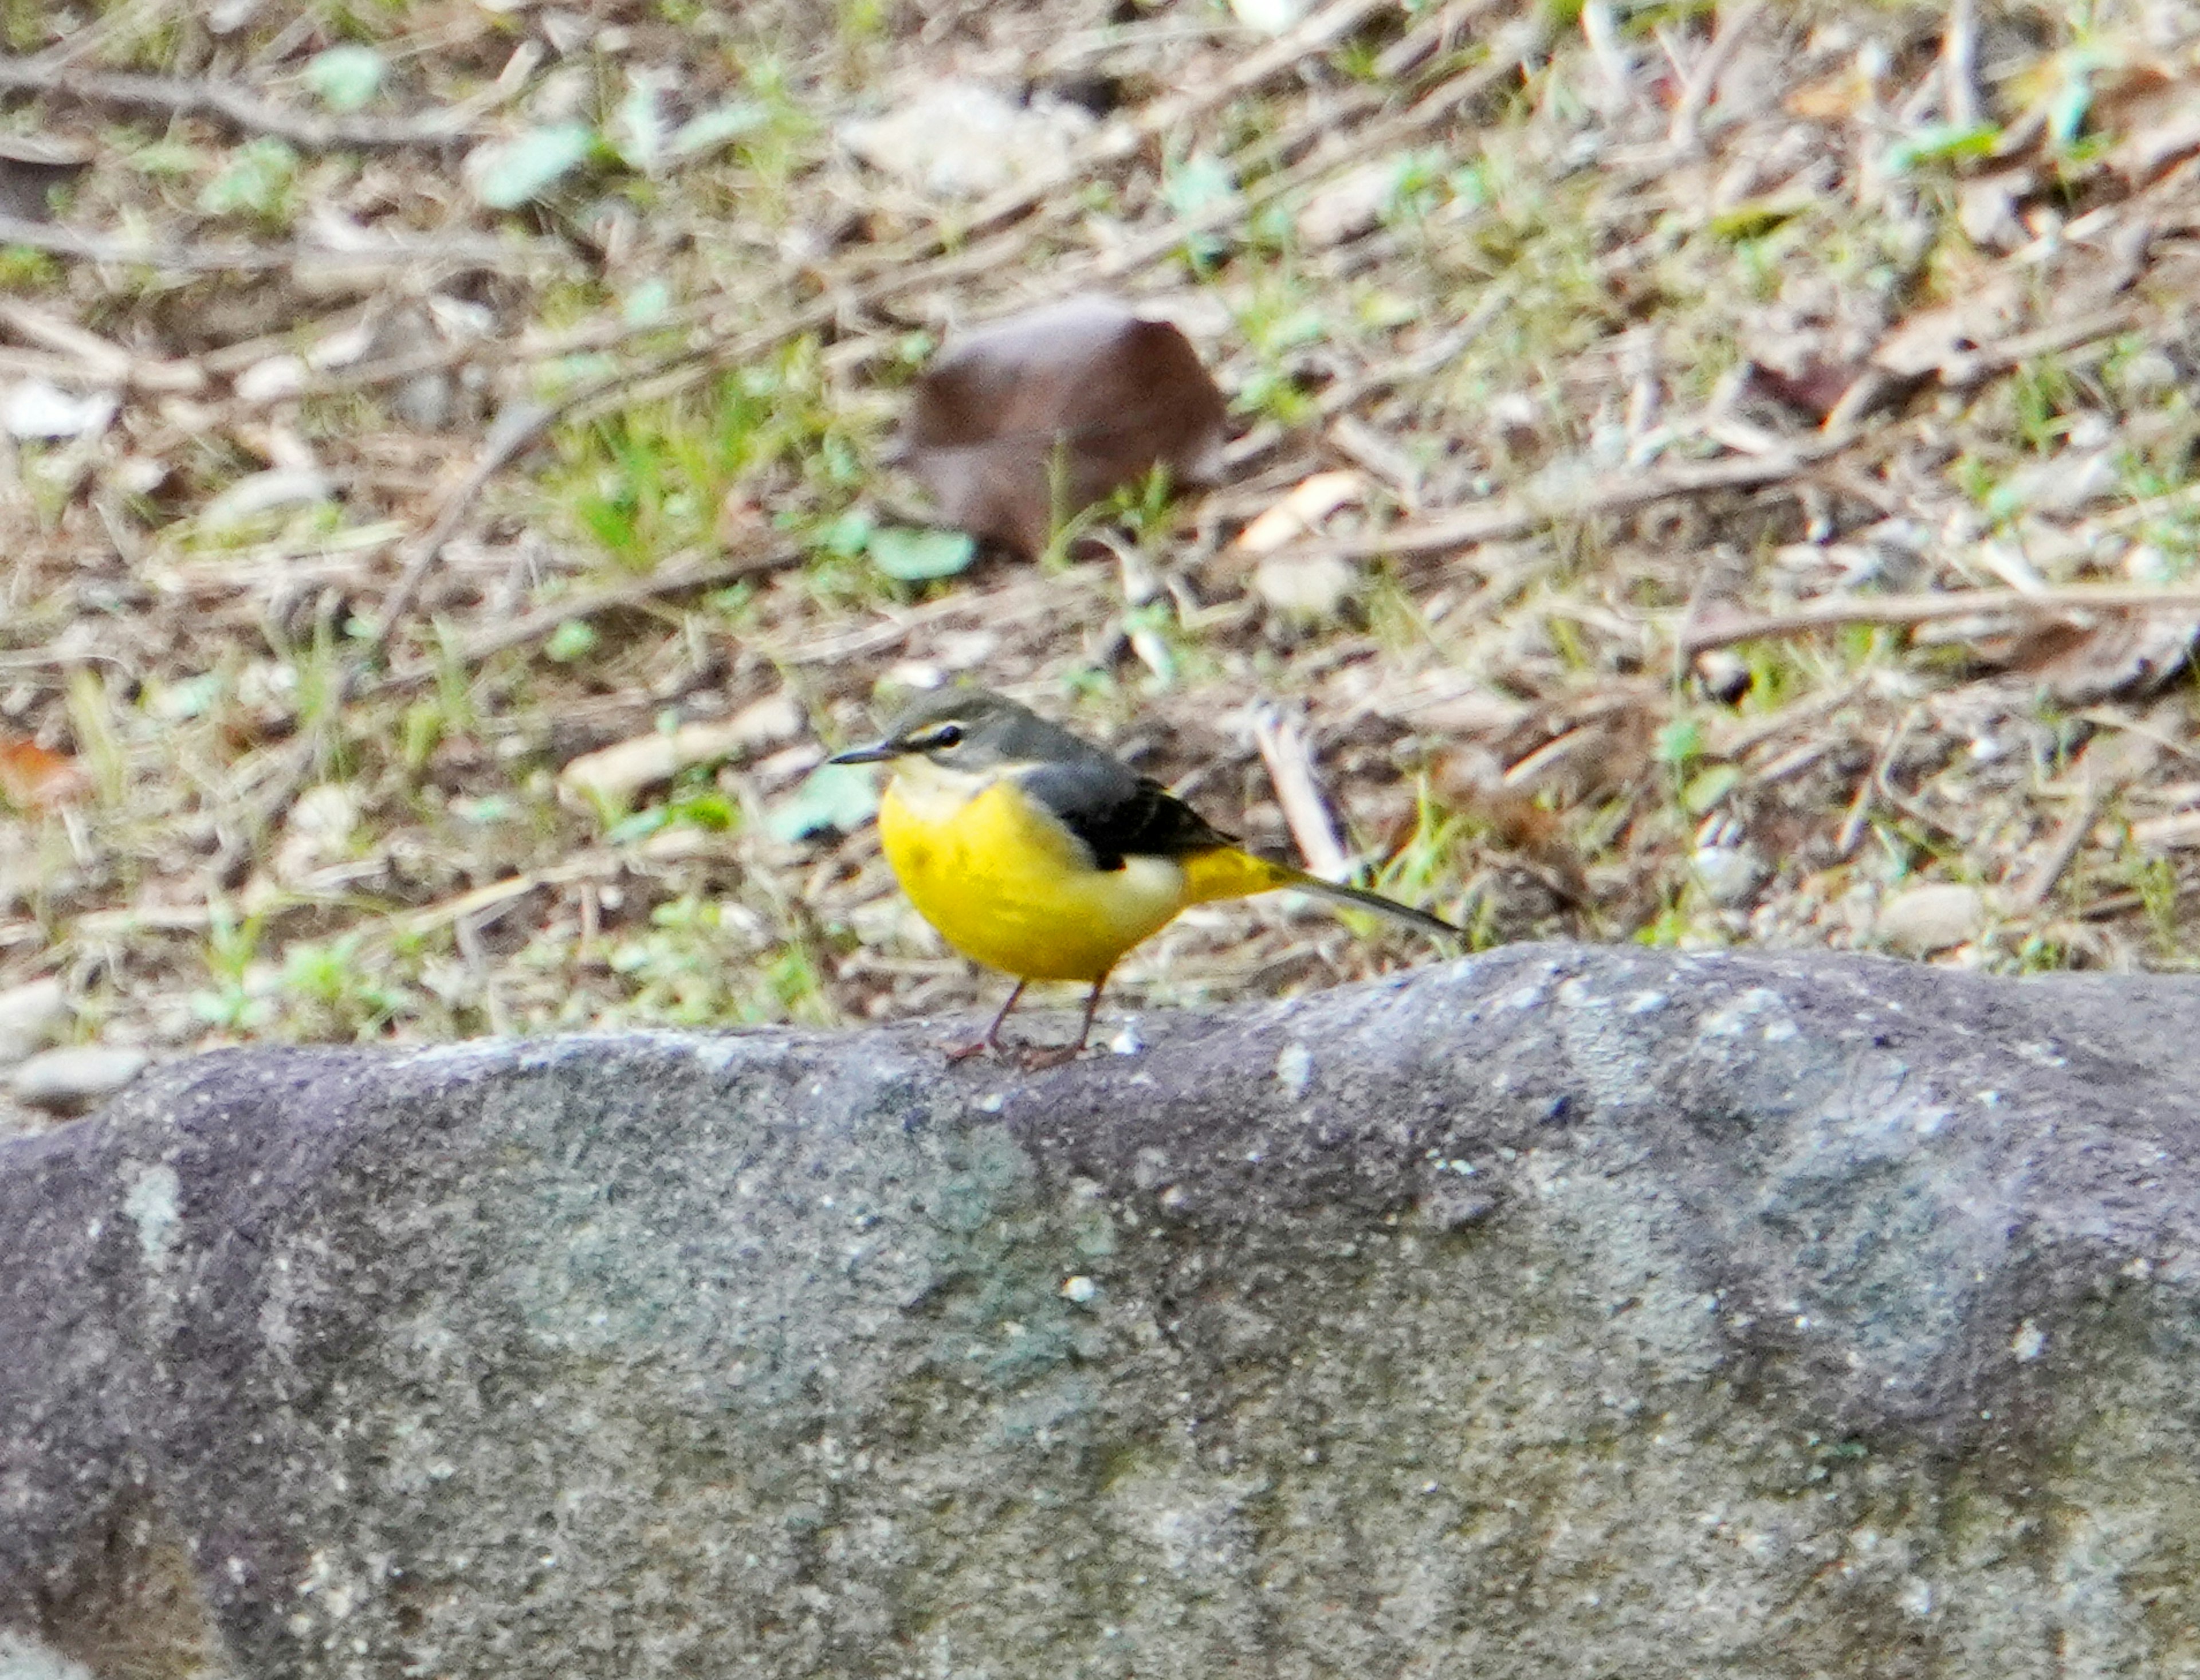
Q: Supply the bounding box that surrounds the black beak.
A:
[828,740,901,766]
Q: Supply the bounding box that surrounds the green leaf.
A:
[199,138,298,218]
[765,763,879,842]
[1654,717,1703,768]
[670,103,767,158]
[606,805,671,846]
[1708,200,1798,241]
[2044,80,2093,150]
[622,277,672,326]
[612,76,666,173]
[813,509,875,559]
[1883,121,1999,174]
[544,619,599,662]
[470,123,597,209]
[454,795,514,825]
[1164,153,1237,219]
[1682,764,1742,816]
[305,45,384,112]
[868,527,976,582]
[667,791,737,831]
[130,139,202,178]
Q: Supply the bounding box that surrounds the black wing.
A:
[1019,760,1237,871]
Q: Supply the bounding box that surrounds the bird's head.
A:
[828,686,1039,772]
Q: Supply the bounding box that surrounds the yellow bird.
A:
[830,686,1458,1062]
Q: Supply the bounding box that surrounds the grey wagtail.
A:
[830,686,1459,1062]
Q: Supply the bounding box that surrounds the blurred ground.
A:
[5,0,2200,1123]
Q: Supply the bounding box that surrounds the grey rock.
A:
[4,945,2200,1677]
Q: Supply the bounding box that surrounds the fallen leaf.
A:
[198,468,336,531]
[1958,173,2030,250]
[2132,810,2200,852]
[1232,470,1364,556]
[1785,74,1866,122]
[2013,611,2200,704]
[304,44,384,112]
[867,527,977,583]
[766,762,879,842]
[1869,278,2022,381]
[10,1045,149,1114]
[272,782,361,886]
[467,123,598,209]
[2096,60,2200,182]
[0,737,91,811]
[561,704,802,808]
[902,295,1229,559]
[1230,0,1306,33]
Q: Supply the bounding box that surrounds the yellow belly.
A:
[878,777,1195,982]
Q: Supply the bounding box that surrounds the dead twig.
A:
[0,60,492,150]
[1253,706,1352,882]
[1941,0,1980,132]
[1837,706,1918,859]
[1667,0,1769,151]
[2010,723,2164,912]
[356,399,552,678]
[362,543,807,697]
[0,299,204,393]
[1258,432,1859,568]
[0,212,551,276]
[1680,584,2200,657]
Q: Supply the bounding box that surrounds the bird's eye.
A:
[930,723,965,749]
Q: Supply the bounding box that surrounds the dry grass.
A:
[6,0,2200,1125]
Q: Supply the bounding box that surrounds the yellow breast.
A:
[877,765,1192,983]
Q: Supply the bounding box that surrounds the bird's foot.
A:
[942,1037,1000,1064]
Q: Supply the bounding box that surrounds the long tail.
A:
[1181,847,1460,941]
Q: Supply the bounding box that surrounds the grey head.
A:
[828,686,1123,779]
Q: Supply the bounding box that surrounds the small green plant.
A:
[604,894,831,1026]
[548,343,871,569]
[191,903,272,1033]
[1377,782,1471,927]
[280,934,410,1040]
[0,246,61,290]
[199,138,300,224]
[2131,851,2182,957]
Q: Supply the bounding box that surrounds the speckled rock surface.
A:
[5,943,2200,1679]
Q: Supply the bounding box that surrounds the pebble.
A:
[1253,551,1359,621]
[0,978,68,1066]
[11,1046,150,1116]
[1876,883,1987,955]
[838,81,1092,199]
[1296,162,1394,249]
[2,379,117,441]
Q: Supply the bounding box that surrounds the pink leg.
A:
[1020,976,1108,1070]
[945,980,1026,1062]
